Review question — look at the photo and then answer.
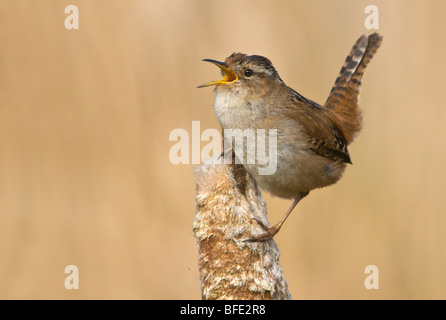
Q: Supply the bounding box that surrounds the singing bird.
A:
[199,33,383,240]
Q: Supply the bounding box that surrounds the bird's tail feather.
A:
[325,33,383,144]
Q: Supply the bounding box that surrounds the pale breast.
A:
[213,90,346,199]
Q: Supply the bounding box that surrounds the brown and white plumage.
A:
[200,33,382,240]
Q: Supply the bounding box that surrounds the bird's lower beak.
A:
[197,59,238,88]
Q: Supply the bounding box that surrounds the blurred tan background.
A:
[0,0,445,299]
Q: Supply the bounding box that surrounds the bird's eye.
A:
[244,69,253,77]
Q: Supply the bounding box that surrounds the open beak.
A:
[197,59,238,88]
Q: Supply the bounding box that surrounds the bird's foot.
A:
[244,218,281,242]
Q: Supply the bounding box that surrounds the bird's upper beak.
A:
[197,59,238,88]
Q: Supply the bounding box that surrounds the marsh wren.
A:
[199,33,382,241]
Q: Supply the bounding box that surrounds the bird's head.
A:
[198,53,283,95]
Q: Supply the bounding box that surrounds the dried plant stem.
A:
[193,157,291,300]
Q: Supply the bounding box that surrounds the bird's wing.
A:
[286,91,352,164]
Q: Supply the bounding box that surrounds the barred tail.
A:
[325,33,383,144]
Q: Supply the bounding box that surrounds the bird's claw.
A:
[244,218,280,242]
